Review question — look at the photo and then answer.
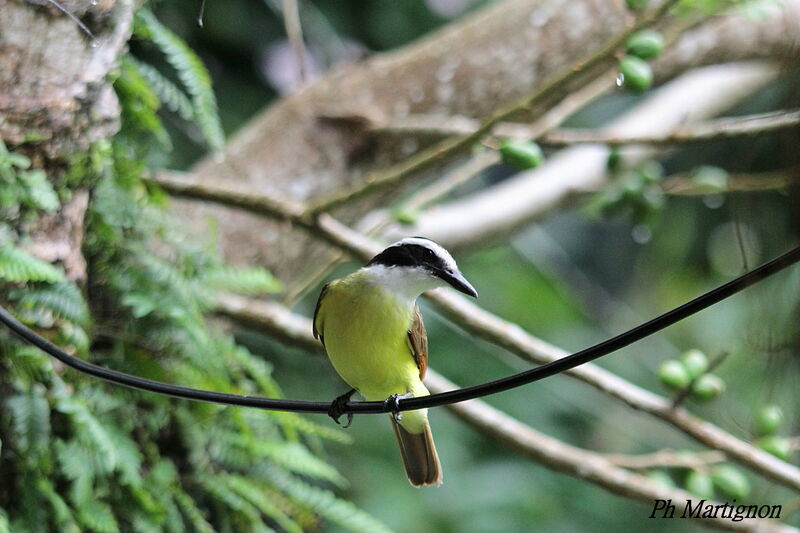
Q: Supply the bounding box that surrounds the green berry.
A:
[646,470,676,489]
[499,141,544,170]
[393,207,420,225]
[754,405,784,436]
[690,374,725,402]
[625,30,665,60]
[619,55,653,92]
[685,470,714,499]
[712,465,750,500]
[756,436,792,461]
[658,360,690,389]
[680,349,709,379]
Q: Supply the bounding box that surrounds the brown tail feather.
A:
[391,418,442,487]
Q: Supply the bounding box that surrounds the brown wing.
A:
[407,306,428,379]
[312,282,330,346]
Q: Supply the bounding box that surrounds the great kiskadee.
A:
[312,237,477,487]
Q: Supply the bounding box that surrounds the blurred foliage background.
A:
[149,0,799,531]
[2,0,799,532]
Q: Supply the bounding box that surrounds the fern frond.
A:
[136,9,225,152]
[36,479,81,533]
[22,169,60,213]
[5,387,51,458]
[197,474,274,533]
[251,439,347,486]
[127,56,195,121]
[114,57,171,148]
[0,245,64,283]
[173,489,215,533]
[9,282,90,326]
[201,266,283,295]
[55,397,118,473]
[222,475,304,533]
[77,501,119,533]
[267,470,394,533]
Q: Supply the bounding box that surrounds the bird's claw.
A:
[384,393,412,423]
[328,389,356,428]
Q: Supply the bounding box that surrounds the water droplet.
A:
[703,194,725,209]
[632,224,652,244]
[615,72,625,87]
[90,40,100,48]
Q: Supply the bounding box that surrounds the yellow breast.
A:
[315,273,421,401]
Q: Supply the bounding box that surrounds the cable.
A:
[2,246,799,416]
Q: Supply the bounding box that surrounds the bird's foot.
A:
[328,389,356,428]
[384,392,413,423]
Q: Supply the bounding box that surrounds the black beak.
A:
[438,269,478,298]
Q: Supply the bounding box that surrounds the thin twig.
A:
[604,449,727,470]
[661,169,795,196]
[303,0,681,215]
[545,109,800,146]
[368,108,800,146]
[42,0,98,43]
[280,0,308,84]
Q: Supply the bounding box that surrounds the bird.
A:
[312,236,478,487]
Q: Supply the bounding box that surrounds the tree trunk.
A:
[0,0,134,282]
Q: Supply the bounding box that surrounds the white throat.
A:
[363,265,445,306]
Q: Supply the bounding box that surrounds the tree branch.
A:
[386,61,781,250]
[303,0,681,216]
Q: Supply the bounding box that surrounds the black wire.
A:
[2,246,799,415]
